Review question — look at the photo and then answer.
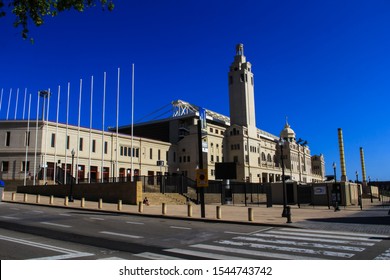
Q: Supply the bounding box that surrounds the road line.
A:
[126,221,145,225]
[279,228,389,239]
[216,240,354,258]
[264,230,382,242]
[99,231,143,239]
[234,236,365,252]
[59,213,72,217]
[40,222,72,228]
[32,210,44,214]
[166,248,249,260]
[252,233,376,246]
[191,244,324,260]
[0,216,20,220]
[374,249,390,260]
[90,217,105,221]
[169,226,192,230]
[134,252,184,260]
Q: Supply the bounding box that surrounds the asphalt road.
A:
[0,202,389,260]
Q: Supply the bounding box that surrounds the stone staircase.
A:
[142,193,190,205]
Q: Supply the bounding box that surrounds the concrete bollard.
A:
[98,198,103,209]
[138,201,143,213]
[24,193,28,202]
[187,204,193,217]
[12,192,16,201]
[64,196,69,206]
[36,194,40,204]
[216,206,222,219]
[118,200,122,211]
[162,203,167,215]
[81,197,85,208]
[248,208,254,222]
[50,195,54,205]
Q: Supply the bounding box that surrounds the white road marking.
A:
[99,231,143,239]
[0,234,94,260]
[191,244,323,260]
[40,222,72,228]
[59,213,72,217]
[374,249,390,260]
[126,221,145,225]
[134,252,184,260]
[32,210,44,214]
[90,217,105,221]
[166,248,249,260]
[279,228,389,239]
[98,257,126,260]
[216,239,354,258]
[225,227,274,235]
[169,226,192,230]
[0,216,20,220]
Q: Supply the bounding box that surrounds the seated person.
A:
[143,197,150,206]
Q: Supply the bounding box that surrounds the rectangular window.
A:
[158,149,161,160]
[66,136,70,149]
[136,148,139,158]
[210,155,214,162]
[79,137,83,151]
[51,133,56,148]
[104,141,108,154]
[5,131,10,146]
[92,140,96,153]
[22,161,30,172]
[1,161,9,172]
[124,147,127,156]
[150,148,153,160]
[25,131,31,146]
[120,146,123,156]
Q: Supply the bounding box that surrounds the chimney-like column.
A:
[360,147,367,184]
[338,128,347,182]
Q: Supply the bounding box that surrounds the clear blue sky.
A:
[1,0,389,181]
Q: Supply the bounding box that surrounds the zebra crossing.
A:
[134,227,390,260]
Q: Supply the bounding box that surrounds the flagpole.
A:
[22,88,27,120]
[53,85,60,185]
[89,76,94,183]
[6,88,12,120]
[65,82,70,185]
[76,79,82,184]
[14,88,19,120]
[116,67,120,181]
[131,64,135,182]
[101,72,106,183]
[33,91,40,186]
[43,89,51,184]
[24,94,32,186]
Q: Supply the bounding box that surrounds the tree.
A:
[0,0,114,40]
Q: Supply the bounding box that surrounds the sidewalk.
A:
[2,191,389,227]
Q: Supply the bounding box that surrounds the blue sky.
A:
[0,0,389,181]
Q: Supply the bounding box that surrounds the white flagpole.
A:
[24,94,32,186]
[6,88,12,120]
[65,82,70,185]
[0,88,3,116]
[89,76,94,183]
[131,64,134,182]
[76,79,82,184]
[14,88,19,120]
[33,91,40,186]
[53,85,60,185]
[101,72,106,183]
[116,67,120,181]
[43,89,51,184]
[22,88,27,120]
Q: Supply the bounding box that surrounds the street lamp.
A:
[332,162,340,211]
[356,171,362,210]
[69,148,75,202]
[278,138,288,218]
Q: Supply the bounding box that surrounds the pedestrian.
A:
[143,197,150,206]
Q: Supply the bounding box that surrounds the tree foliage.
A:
[0,0,114,39]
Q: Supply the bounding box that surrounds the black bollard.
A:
[286,206,292,223]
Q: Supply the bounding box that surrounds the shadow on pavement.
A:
[306,215,390,226]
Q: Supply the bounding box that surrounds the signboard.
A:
[156,160,164,166]
[196,169,208,187]
[313,186,327,195]
[215,162,237,180]
[202,140,208,153]
[199,107,207,133]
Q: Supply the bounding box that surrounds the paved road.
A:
[0,202,389,260]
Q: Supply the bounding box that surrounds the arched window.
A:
[261,152,266,161]
[267,154,272,162]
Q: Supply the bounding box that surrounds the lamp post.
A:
[368,176,373,203]
[356,171,362,210]
[69,148,75,202]
[333,162,340,211]
[278,138,288,218]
